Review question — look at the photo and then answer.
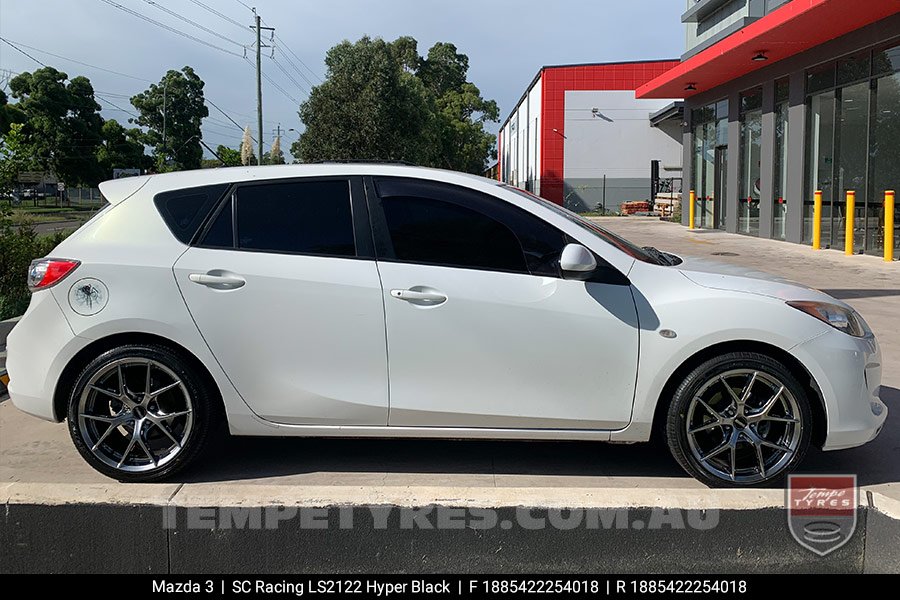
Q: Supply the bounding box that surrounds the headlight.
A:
[786,301,868,337]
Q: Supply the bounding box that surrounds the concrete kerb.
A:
[2,483,898,573]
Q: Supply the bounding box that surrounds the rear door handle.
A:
[188,272,245,290]
[390,289,447,304]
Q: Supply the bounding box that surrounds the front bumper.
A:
[6,291,83,421]
[792,328,887,451]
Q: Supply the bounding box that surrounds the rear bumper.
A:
[6,291,83,422]
[792,329,887,451]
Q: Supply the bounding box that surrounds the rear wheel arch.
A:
[651,340,827,449]
[53,332,224,424]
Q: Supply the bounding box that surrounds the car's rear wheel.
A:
[666,352,812,487]
[67,344,215,482]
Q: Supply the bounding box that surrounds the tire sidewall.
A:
[67,344,213,482]
[666,352,812,488]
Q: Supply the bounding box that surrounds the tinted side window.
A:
[382,196,527,272]
[235,180,355,256]
[154,183,230,244]
[374,178,567,276]
[200,196,234,248]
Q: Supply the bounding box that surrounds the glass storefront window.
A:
[873,44,900,77]
[837,52,871,86]
[805,91,836,245]
[808,62,836,95]
[691,101,727,229]
[739,88,762,236]
[803,40,900,256]
[873,67,900,258]
[837,81,870,254]
[773,79,790,240]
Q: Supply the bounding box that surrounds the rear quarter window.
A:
[153,184,231,244]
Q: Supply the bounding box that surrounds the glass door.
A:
[836,81,870,254]
[714,146,728,229]
[806,90,836,246]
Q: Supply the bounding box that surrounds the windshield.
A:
[501,185,664,264]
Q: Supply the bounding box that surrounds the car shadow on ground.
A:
[176,387,900,489]
[820,288,900,300]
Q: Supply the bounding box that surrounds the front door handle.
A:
[390,289,447,304]
[189,272,245,290]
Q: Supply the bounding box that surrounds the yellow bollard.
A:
[812,190,822,250]
[845,190,855,255]
[689,190,696,229]
[886,190,895,262]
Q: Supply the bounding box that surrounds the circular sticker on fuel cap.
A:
[68,278,109,316]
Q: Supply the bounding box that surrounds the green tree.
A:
[97,119,150,178]
[0,89,26,136]
[201,145,242,168]
[215,144,242,167]
[130,66,208,171]
[291,36,431,164]
[0,123,38,195]
[0,209,68,319]
[419,42,499,172]
[8,67,104,185]
[291,37,497,173]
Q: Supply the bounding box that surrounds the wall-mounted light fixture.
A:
[752,51,768,62]
[684,83,697,91]
[551,128,567,139]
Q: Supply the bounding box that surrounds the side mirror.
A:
[559,243,597,277]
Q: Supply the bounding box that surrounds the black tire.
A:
[67,344,217,482]
[665,351,812,488]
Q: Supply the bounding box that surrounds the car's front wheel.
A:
[67,344,216,482]
[665,352,812,487]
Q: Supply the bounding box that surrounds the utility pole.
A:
[162,81,167,167]
[273,123,282,141]
[251,9,274,166]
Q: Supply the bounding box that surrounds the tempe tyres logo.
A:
[786,474,858,556]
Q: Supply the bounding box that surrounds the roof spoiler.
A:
[97,175,153,205]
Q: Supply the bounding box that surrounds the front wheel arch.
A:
[54,332,224,424]
[651,340,827,449]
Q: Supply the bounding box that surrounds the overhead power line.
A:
[96,95,139,118]
[274,34,323,84]
[0,38,48,67]
[273,45,317,90]
[0,37,152,82]
[4,20,280,151]
[187,0,245,30]
[97,0,243,57]
[270,56,309,97]
[139,0,244,48]
[206,97,256,142]
[244,56,298,105]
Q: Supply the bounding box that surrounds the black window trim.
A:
[192,175,375,260]
[193,187,236,248]
[154,183,233,246]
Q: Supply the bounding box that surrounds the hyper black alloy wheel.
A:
[666,352,811,487]
[67,344,216,482]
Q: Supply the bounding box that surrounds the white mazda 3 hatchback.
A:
[7,164,887,486]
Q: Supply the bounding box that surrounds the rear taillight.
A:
[27,258,80,291]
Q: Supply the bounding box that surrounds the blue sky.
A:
[0,0,684,158]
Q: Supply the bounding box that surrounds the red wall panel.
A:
[539,61,679,204]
